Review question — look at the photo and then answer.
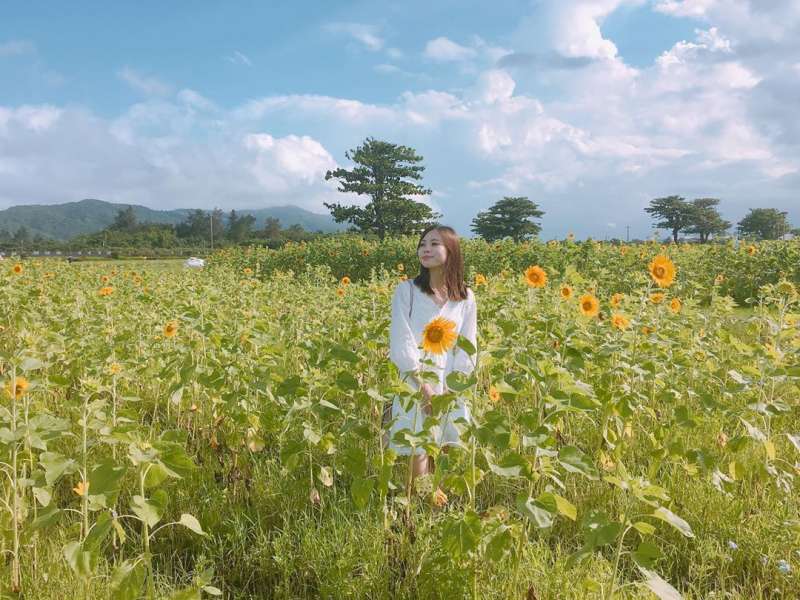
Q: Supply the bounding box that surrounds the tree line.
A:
[323,137,797,242]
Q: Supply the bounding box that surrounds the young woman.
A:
[387,225,478,478]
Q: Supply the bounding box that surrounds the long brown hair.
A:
[413,225,469,301]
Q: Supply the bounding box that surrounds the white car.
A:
[184,257,205,269]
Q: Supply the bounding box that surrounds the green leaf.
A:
[633,521,656,535]
[351,477,374,510]
[178,513,206,536]
[632,540,664,568]
[336,371,359,391]
[441,513,481,559]
[537,492,577,521]
[31,504,61,530]
[63,540,97,578]
[170,587,202,600]
[638,567,683,600]
[330,345,359,363]
[131,491,167,528]
[558,446,599,480]
[20,357,44,371]
[455,335,477,357]
[40,452,77,486]
[484,450,527,478]
[155,443,195,478]
[445,371,477,393]
[484,526,514,562]
[84,512,114,551]
[786,433,800,454]
[652,507,694,538]
[110,559,146,600]
[89,461,127,502]
[516,495,554,529]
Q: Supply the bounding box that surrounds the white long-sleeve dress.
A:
[387,279,478,456]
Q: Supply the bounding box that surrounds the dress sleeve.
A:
[389,281,421,377]
[452,288,478,375]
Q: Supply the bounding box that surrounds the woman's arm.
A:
[389,281,422,385]
[452,288,478,375]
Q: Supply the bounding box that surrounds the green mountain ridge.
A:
[0,199,344,240]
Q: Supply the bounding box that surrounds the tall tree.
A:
[685,198,730,243]
[644,195,694,243]
[323,137,440,239]
[737,208,791,240]
[227,210,256,242]
[111,206,138,232]
[470,196,544,242]
[260,217,282,239]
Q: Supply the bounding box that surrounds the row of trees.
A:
[96,207,318,249]
[645,196,794,243]
[323,138,796,243]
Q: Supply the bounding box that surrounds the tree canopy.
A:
[737,208,792,240]
[644,196,694,243]
[684,198,730,243]
[323,137,440,239]
[470,196,544,242]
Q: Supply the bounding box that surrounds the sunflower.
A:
[488,386,500,403]
[746,245,757,256]
[669,298,682,314]
[163,320,179,338]
[560,285,573,300]
[714,274,725,286]
[579,294,600,318]
[422,316,458,355]
[611,313,630,330]
[98,286,114,297]
[340,276,351,286]
[641,326,655,335]
[72,481,89,497]
[620,246,628,256]
[474,273,487,286]
[12,263,23,275]
[610,293,624,308]
[650,292,665,304]
[108,362,122,376]
[4,376,29,399]
[243,267,253,275]
[524,265,547,288]
[336,287,345,297]
[101,275,110,283]
[648,255,676,288]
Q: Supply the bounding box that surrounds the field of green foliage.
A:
[1,238,798,599]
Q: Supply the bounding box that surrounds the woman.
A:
[387,225,478,478]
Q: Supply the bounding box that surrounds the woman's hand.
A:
[420,382,435,415]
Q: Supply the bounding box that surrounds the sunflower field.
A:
[1,239,799,599]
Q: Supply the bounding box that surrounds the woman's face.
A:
[418,229,448,269]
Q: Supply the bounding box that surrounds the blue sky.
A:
[1,1,798,239]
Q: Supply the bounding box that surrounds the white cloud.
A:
[118,67,172,97]
[323,22,384,51]
[0,40,35,57]
[244,133,338,188]
[424,37,477,62]
[227,51,252,67]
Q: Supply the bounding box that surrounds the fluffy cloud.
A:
[323,22,384,51]
[118,67,172,97]
[424,37,477,62]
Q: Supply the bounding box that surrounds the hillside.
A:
[0,199,343,240]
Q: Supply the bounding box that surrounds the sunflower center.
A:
[654,266,665,277]
[583,301,593,310]
[427,327,444,343]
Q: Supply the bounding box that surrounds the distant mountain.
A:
[0,199,344,240]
